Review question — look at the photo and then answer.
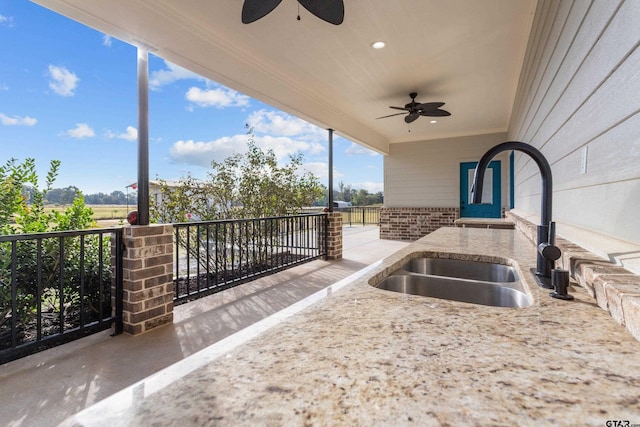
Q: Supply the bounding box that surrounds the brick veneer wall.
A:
[121,225,174,335]
[507,210,640,342]
[379,207,459,241]
[325,212,343,260]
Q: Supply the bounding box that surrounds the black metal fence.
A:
[336,207,380,226]
[300,206,380,226]
[173,214,327,304]
[0,228,123,364]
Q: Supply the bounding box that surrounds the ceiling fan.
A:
[377,93,451,124]
[242,0,344,25]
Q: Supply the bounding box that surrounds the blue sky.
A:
[0,0,383,195]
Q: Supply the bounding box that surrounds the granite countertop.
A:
[454,217,515,229]
[64,228,640,426]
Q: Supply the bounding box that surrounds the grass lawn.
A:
[45,204,131,220]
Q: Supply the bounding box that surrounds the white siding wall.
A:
[508,0,640,270]
[385,133,509,208]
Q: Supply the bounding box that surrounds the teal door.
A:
[460,161,501,218]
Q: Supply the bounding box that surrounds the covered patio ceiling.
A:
[33,0,536,155]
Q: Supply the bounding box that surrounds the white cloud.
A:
[254,134,324,160]
[302,162,329,180]
[0,14,14,27]
[247,109,326,142]
[0,83,8,91]
[0,113,37,126]
[185,87,250,108]
[149,61,202,90]
[345,142,379,156]
[102,34,112,47]
[169,133,323,169]
[168,108,329,174]
[66,123,95,139]
[118,126,138,141]
[169,135,247,168]
[352,181,384,193]
[48,65,79,96]
[105,126,137,141]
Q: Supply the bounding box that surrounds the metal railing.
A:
[0,228,123,364]
[173,214,327,304]
[336,207,380,226]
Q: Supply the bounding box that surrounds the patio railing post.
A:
[112,229,124,335]
[121,224,174,335]
[325,212,343,260]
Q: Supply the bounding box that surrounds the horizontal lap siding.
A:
[508,0,640,245]
[385,133,509,208]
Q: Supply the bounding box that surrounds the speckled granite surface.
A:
[64,228,640,426]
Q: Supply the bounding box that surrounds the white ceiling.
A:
[33,0,537,154]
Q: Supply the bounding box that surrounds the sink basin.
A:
[401,257,518,282]
[375,274,531,308]
[373,256,531,308]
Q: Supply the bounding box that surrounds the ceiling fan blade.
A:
[298,0,344,25]
[420,109,451,117]
[405,112,420,123]
[389,106,410,111]
[376,112,407,119]
[417,102,445,111]
[242,0,283,24]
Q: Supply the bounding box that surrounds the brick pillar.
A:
[121,224,174,335]
[326,212,343,260]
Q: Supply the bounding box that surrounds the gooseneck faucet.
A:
[471,141,561,289]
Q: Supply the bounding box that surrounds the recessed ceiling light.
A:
[371,41,386,49]
[430,120,438,124]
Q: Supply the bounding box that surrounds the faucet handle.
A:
[538,242,561,261]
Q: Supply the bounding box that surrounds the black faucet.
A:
[470,141,561,289]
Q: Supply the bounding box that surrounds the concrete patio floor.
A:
[0,226,409,427]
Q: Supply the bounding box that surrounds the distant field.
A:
[89,205,131,220]
[45,204,131,220]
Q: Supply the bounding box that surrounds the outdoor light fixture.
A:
[371,41,386,49]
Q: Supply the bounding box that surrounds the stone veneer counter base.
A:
[62,228,640,426]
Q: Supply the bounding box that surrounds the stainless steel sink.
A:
[373,257,531,308]
[402,257,518,282]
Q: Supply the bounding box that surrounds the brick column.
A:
[121,224,174,335]
[326,212,343,260]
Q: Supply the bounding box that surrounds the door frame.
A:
[459,160,501,218]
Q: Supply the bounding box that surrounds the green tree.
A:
[0,158,95,235]
[351,189,369,206]
[150,174,212,223]
[0,158,38,234]
[45,186,80,205]
[335,181,352,203]
[312,184,329,207]
[351,188,384,206]
[151,127,323,222]
[149,128,324,277]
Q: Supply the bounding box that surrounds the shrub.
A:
[1,158,104,348]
